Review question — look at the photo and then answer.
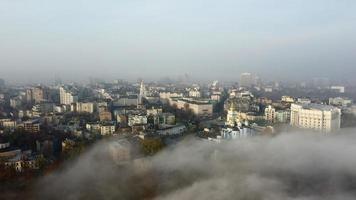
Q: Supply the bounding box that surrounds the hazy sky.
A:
[0,0,356,83]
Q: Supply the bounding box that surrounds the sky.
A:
[0,0,356,84]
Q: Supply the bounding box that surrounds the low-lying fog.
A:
[35,129,356,200]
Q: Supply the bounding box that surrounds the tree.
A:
[0,162,17,181]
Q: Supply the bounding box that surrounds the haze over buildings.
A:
[1,0,356,84]
[33,131,356,200]
[1,1,356,199]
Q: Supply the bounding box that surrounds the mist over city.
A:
[28,130,356,200]
[1,0,356,200]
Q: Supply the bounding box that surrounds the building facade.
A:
[264,105,276,123]
[290,103,341,132]
[75,102,95,113]
[174,98,213,117]
[60,87,78,105]
[100,124,116,135]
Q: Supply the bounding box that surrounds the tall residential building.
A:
[290,103,341,132]
[60,87,78,105]
[264,105,276,123]
[26,89,33,102]
[275,110,291,123]
[33,86,48,103]
[26,86,49,103]
[138,81,146,105]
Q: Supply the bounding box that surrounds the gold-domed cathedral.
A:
[226,100,240,127]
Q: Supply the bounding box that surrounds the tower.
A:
[226,100,240,127]
[138,81,146,108]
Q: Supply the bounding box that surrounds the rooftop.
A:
[297,103,338,111]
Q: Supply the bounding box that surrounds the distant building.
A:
[157,124,186,136]
[100,123,116,136]
[330,86,345,93]
[116,114,128,125]
[4,150,39,172]
[297,98,312,104]
[159,92,184,104]
[60,87,78,105]
[264,87,273,93]
[281,96,295,103]
[26,86,49,103]
[264,105,276,123]
[10,97,22,109]
[32,102,54,116]
[174,98,213,117]
[275,110,291,123]
[33,86,48,103]
[128,114,147,127]
[229,90,254,99]
[146,107,163,116]
[114,95,138,107]
[161,113,176,125]
[211,92,221,101]
[290,103,341,132]
[99,111,112,121]
[74,102,95,113]
[221,127,255,140]
[0,137,10,150]
[0,119,17,130]
[224,93,258,113]
[240,73,257,88]
[329,97,353,107]
[21,119,41,133]
[138,81,146,106]
[85,123,101,134]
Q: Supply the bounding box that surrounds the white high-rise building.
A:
[290,103,341,132]
[138,81,146,105]
[60,87,78,105]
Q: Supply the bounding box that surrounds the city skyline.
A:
[2,1,356,199]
